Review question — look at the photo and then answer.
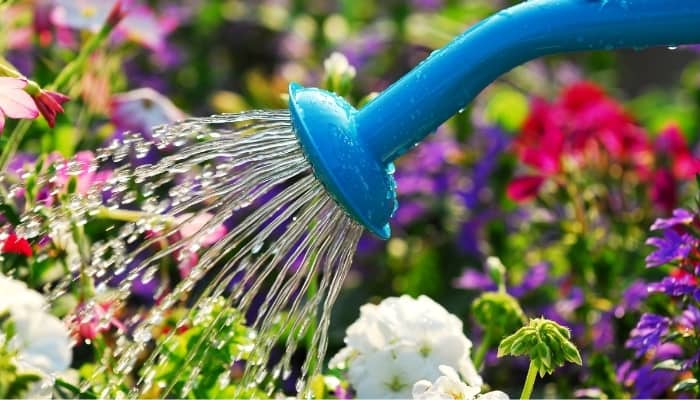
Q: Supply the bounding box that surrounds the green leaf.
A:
[672,378,698,393]
[654,359,684,371]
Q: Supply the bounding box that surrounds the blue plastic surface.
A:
[290,0,700,238]
[289,83,396,239]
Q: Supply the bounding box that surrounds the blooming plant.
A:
[0,0,699,399]
[330,295,482,398]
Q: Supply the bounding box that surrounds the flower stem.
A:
[472,332,492,370]
[520,361,538,400]
[93,206,175,226]
[0,119,32,173]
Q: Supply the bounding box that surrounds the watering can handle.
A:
[355,0,700,164]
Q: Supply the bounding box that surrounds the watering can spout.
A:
[290,0,700,238]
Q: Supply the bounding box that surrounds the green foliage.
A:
[141,298,263,399]
[484,86,529,132]
[498,318,582,378]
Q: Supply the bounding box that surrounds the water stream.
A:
[12,111,363,398]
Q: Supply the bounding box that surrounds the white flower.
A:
[50,220,82,272]
[323,52,356,80]
[51,0,117,32]
[331,295,482,398]
[412,366,509,400]
[0,274,73,396]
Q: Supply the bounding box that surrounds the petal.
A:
[0,83,39,119]
[0,76,28,90]
[507,175,545,202]
[0,111,5,133]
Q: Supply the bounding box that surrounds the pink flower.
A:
[69,302,125,341]
[0,77,39,133]
[33,89,70,127]
[53,151,112,194]
[174,213,228,278]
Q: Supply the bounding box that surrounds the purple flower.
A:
[647,274,700,299]
[393,200,427,226]
[645,229,695,268]
[617,361,676,398]
[678,305,700,331]
[510,262,549,297]
[452,268,496,291]
[614,280,648,317]
[653,342,684,362]
[650,208,695,230]
[110,87,185,139]
[592,311,615,348]
[632,365,676,398]
[625,313,670,357]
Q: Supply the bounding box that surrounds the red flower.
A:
[2,233,32,257]
[655,124,700,179]
[32,90,69,127]
[650,124,700,212]
[507,81,653,202]
[106,0,129,29]
[507,175,546,202]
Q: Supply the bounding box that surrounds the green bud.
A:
[472,291,526,341]
[485,256,507,289]
[497,318,582,377]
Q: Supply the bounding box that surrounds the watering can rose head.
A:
[288,82,397,239]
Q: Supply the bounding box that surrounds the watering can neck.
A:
[356,0,700,164]
[290,0,700,238]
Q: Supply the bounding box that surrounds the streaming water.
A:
[12,111,363,398]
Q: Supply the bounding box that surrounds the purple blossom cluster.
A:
[622,208,700,397]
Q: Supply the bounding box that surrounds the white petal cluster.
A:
[323,52,356,79]
[330,295,481,399]
[413,365,509,400]
[0,274,73,396]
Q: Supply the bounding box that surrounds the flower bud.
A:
[498,318,582,377]
[471,291,526,340]
[486,256,507,291]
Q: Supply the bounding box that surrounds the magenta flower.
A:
[69,302,125,342]
[507,81,653,202]
[54,151,112,194]
[32,89,69,127]
[0,77,39,133]
[174,212,227,278]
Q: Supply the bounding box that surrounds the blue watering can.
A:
[289,0,700,239]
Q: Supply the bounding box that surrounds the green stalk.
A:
[472,332,492,371]
[0,20,118,173]
[520,361,538,400]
